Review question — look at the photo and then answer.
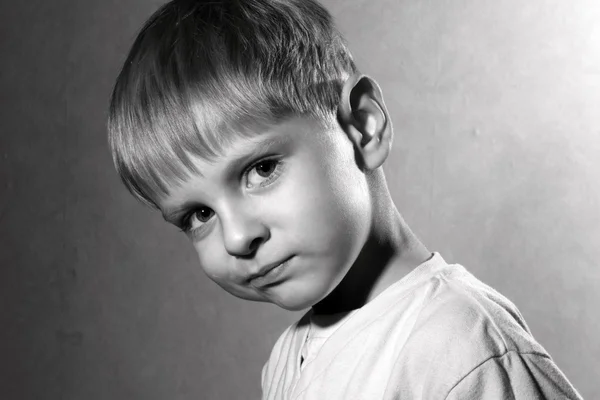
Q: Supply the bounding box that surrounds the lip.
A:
[249,256,294,288]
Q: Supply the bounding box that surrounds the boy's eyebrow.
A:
[222,135,287,178]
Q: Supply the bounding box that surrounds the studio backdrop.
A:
[0,0,598,399]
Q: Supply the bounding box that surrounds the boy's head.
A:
[108,0,358,208]
[108,0,393,311]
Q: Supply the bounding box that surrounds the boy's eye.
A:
[186,207,215,231]
[255,160,277,177]
[246,159,282,188]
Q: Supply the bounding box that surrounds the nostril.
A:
[235,238,262,260]
[249,237,263,253]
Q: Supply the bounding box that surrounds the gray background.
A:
[1,0,598,398]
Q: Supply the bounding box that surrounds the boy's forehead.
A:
[198,114,332,159]
[202,118,299,161]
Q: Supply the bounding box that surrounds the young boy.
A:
[108,0,583,398]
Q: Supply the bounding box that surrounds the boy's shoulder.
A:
[408,260,544,356]
[410,263,582,399]
[394,261,550,385]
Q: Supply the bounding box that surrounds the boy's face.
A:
[158,115,372,311]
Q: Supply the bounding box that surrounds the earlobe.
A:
[337,74,393,170]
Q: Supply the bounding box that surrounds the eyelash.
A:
[179,157,284,234]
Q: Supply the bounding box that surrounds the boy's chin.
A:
[235,289,316,311]
[228,290,312,311]
[274,300,314,312]
[228,280,332,311]
[264,289,327,312]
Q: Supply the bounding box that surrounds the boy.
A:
[107,0,583,398]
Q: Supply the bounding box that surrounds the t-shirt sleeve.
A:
[261,361,267,394]
[445,351,583,400]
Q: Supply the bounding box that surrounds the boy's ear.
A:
[337,73,392,170]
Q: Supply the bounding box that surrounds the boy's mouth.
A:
[248,256,294,288]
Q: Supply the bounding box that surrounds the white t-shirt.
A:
[300,310,357,371]
[261,253,582,399]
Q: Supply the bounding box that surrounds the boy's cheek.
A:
[193,240,225,277]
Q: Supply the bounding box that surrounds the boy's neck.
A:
[312,173,431,315]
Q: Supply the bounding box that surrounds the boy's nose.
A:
[220,209,269,257]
